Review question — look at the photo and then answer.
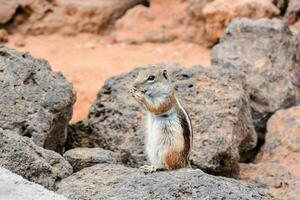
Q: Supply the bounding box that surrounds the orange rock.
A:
[202,0,280,44]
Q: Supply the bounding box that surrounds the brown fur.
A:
[164,151,187,169]
[141,92,176,115]
[131,68,193,171]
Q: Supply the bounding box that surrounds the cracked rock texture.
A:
[69,63,256,176]
[211,18,300,139]
[57,164,274,200]
[0,45,75,153]
[0,167,69,200]
[0,129,73,190]
[63,147,121,172]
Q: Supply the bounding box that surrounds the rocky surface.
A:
[240,163,300,200]
[70,63,257,176]
[0,129,73,190]
[259,106,300,177]
[63,147,120,172]
[0,167,69,200]
[0,45,75,153]
[57,164,274,200]
[239,104,300,199]
[211,18,300,139]
[114,0,280,47]
[0,0,148,35]
[202,0,280,45]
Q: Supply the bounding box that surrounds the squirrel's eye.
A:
[147,75,156,81]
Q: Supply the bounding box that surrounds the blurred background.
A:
[0,0,299,122]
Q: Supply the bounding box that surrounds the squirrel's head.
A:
[133,68,173,99]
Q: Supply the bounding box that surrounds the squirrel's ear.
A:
[162,69,168,80]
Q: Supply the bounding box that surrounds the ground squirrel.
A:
[130,68,193,173]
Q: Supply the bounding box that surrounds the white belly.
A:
[145,111,184,166]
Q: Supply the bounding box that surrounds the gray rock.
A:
[0,46,76,153]
[211,18,300,139]
[0,167,69,200]
[63,148,120,172]
[70,63,256,176]
[57,164,275,200]
[0,129,73,190]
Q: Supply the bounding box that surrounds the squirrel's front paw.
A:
[140,165,159,174]
[130,88,143,102]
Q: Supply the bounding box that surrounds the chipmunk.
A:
[129,68,193,173]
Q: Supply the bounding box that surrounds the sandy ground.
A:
[6,34,211,122]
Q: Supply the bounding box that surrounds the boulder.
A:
[285,0,300,24]
[0,167,69,200]
[0,129,73,190]
[114,0,280,47]
[0,46,75,153]
[211,18,300,139]
[0,0,148,35]
[259,106,300,177]
[57,164,274,200]
[114,0,188,44]
[127,0,295,46]
[202,0,280,45]
[240,163,300,200]
[72,63,256,176]
[63,148,120,172]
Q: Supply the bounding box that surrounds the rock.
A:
[211,18,300,139]
[0,129,73,190]
[0,167,69,200]
[0,0,55,33]
[74,63,256,176]
[114,1,185,44]
[65,120,96,150]
[259,106,300,177]
[0,46,75,153]
[115,0,280,47]
[240,163,300,200]
[57,164,274,200]
[63,148,120,172]
[0,29,8,43]
[0,0,148,35]
[0,0,20,24]
[201,0,280,45]
[285,0,300,24]
[114,0,217,46]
